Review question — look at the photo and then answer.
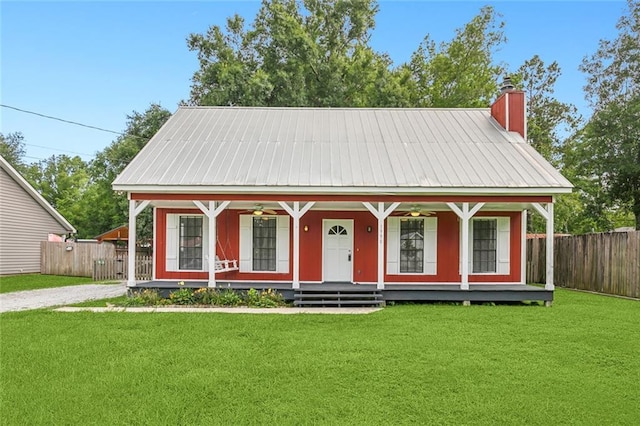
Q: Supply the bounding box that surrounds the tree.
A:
[88,103,172,239]
[578,0,640,229]
[510,56,583,234]
[408,6,506,107]
[581,0,640,109]
[186,0,400,107]
[0,132,27,172]
[24,155,91,234]
[514,55,579,165]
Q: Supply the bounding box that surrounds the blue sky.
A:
[0,1,625,163]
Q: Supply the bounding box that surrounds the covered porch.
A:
[125,194,557,294]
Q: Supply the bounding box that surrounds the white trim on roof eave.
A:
[113,184,573,196]
[0,156,77,233]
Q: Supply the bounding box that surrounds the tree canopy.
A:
[576,0,640,229]
[6,1,637,235]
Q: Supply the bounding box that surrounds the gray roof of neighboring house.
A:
[0,155,76,232]
[113,107,573,194]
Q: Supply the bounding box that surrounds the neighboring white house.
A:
[0,155,76,275]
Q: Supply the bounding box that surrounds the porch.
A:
[131,281,553,305]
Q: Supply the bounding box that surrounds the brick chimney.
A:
[491,77,527,140]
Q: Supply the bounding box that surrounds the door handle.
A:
[348,253,352,262]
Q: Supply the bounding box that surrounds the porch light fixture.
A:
[366,226,372,233]
[253,209,263,216]
[410,210,421,217]
[303,225,309,232]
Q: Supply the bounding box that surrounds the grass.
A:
[1,289,639,425]
[0,274,115,294]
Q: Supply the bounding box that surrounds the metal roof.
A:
[113,107,572,194]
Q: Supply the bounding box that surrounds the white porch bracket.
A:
[363,202,401,290]
[446,202,485,290]
[127,199,151,287]
[531,202,555,290]
[278,201,315,289]
[194,200,231,288]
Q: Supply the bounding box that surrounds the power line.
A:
[23,142,93,157]
[1,104,123,136]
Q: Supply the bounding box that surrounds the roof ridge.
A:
[177,106,491,112]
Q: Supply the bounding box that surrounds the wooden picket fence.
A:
[93,255,152,281]
[527,231,640,298]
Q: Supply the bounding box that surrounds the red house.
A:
[113,86,572,304]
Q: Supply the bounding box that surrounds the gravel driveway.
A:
[0,284,127,313]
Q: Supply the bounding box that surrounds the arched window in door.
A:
[328,225,348,235]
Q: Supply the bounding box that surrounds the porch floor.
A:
[132,281,553,303]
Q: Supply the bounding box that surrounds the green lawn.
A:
[0,274,112,293]
[1,289,639,425]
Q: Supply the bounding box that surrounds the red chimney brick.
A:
[491,90,526,140]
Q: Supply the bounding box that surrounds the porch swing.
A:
[213,215,238,273]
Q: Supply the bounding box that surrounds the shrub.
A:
[245,288,285,308]
[122,289,166,307]
[169,288,195,305]
[219,289,242,306]
[121,294,146,307]
[246,288,260,307]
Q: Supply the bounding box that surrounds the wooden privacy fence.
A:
[527,231,640,298]
[93,255,152,281]
[41,241,116,277]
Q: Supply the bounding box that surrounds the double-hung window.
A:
[165,213,207,272]
[467,217,510,275]
[252,217,277,271]
[472,219,497,273]
[239,215,290,273]
[387,217,437,274]
[179,216,203,270]
[400,219,424,273]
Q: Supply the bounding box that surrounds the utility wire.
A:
[1,103,151,144]
[23,142,93,157]
[1,104,123,136]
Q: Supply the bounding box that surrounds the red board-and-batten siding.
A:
[154,204,527,284]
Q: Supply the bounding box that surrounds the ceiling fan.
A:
[393,204,434,218]
[244,204,278,216]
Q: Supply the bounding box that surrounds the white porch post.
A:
[531,201,555,290]
[194,200,230,288]
[127,198,150,287]
[363,202,400,290]
[521,209,528,284]
[446,202,484,290]
[460,203,470,290]
[279,201,315,289]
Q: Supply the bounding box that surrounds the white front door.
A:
[323,219,353,282]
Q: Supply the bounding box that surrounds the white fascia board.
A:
[0,155,77,233]
[113,184,574,196]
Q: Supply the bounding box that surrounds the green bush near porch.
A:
[1,289,638,424]
[123,287,287,307]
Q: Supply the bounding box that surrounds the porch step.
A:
[294,287,383,308]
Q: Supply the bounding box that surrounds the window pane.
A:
[473,219,497,273]
[400,219,424,273]
[253,217,277,271]
[179,216,203,270]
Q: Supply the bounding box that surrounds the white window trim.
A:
[467,217,510,276]
[166,213,208,272]
[387,216,437,275]
[239,215,289,274]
